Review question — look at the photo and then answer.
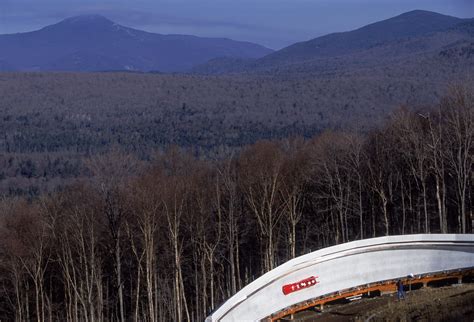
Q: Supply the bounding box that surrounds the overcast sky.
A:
[0,0,472,49]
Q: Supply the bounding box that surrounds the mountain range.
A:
[0,15,273,72]
[192,10,474,75]
[0,11,472,74]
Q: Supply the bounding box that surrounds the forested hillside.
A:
[0,87,472,321]
[1,71,473,196]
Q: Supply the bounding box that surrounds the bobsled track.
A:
[206,234,474,322]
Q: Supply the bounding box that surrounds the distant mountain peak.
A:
[393,9,459,21]
[0,14,273,72]
[61,14,113,24]
[246,9,467,73]
[400,9,442,15]
[51,14,116,30]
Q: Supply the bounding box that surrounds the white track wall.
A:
[206,234,474,322]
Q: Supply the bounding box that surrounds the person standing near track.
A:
[396,279,405,300]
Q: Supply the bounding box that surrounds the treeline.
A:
[0,87,472,321]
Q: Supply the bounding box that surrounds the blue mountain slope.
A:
[192,10,473,74]
[0,15,273,72]
[259,10,465,65]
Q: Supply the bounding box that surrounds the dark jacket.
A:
[396,279,403,291]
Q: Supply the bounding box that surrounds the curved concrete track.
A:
[206,234,474,322]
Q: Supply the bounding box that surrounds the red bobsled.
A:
[282,276,319,295]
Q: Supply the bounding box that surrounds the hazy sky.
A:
[0,0,472,49]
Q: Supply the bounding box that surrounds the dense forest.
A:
[0,86,472,321]
[2,71,473,197]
